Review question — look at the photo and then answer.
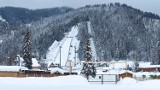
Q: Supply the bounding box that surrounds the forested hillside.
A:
[0,6,74,65]
[0,6,73,23]
[1,3,160,65]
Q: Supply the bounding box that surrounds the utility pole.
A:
[0,43,1,53]
[74,46,76,66]
[60,46,62,67]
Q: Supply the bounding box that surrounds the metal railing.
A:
[88,74,118,84]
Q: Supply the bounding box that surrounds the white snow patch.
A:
[32,58,40,67]
[0,15,6,22]
[0,39,2,43]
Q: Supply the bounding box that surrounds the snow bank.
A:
[0,75,88,90]
[0,76,160,90]
[141,80,160,86]
[118,77,138,85]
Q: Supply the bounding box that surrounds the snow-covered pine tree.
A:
[81,39,96,79]
[23,30,32,69]
[156,41,160,64]
[134,62,139,72]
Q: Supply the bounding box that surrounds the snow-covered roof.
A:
[139,65,160,68]
[0,66,21,72]
[119,70,133,74]
[48,67,67,74]
[109,60,134,69]
[32,58,40,67]
[102,67,112,70]
[96,69,118,74]
[139,62,151,68]
[20,67,28,70]
[0,66,28,72]
[109,62,127,69]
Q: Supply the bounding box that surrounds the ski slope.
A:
[87,22,98,61]
[46,25,80,67]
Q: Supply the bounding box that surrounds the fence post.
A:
[115,75,117,84]
[69,61,72,75]
[101,74,103,84]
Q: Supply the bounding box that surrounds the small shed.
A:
[48,67,66,77]
[119,71,133,79]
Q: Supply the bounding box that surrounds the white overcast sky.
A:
[0,0,159,15]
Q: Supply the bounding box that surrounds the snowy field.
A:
[1,75,160,90]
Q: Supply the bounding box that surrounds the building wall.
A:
[17,72,26,77]
[0,71,50,77]
[119,73,133,79]
[0,71,71,77]
[0,72,18,77]
[32,67,40,70]
[140,68,160,72]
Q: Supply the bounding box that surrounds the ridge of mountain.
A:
[0,3,160,65]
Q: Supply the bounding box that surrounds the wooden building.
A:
[21,70,50,77]
[139,65,160,72]
[0,66,51,77]
[48,67,65,77]
[0,66,26,77]
[119,71,133,79]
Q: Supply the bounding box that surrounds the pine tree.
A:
[134,62,139,72]
[81,39,96,79]
[23,30,32,69]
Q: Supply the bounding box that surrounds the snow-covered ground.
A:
[46,25,80,67]
[0,75,160,90]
